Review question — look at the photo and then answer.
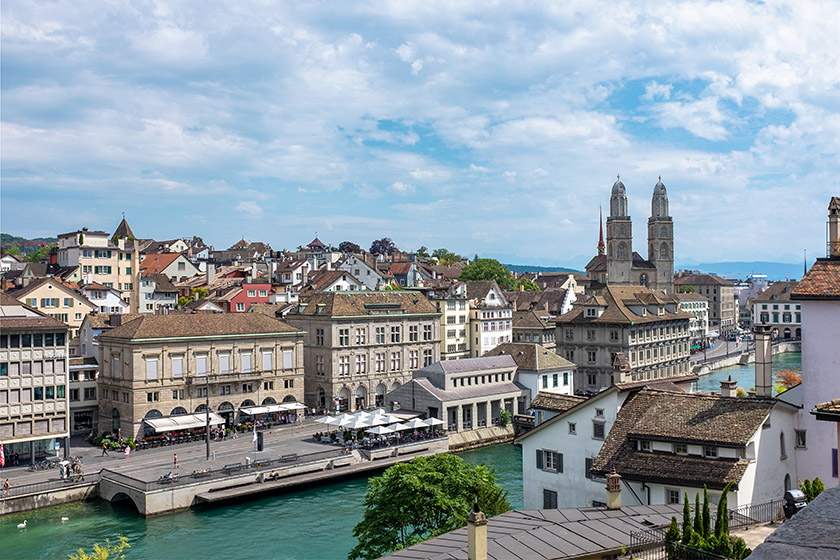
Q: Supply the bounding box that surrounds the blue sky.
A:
[2,1,838,270]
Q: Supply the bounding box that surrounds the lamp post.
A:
[205,372,210,461]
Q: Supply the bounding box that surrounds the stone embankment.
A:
[692,341,800,376]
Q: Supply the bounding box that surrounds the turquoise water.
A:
[0,445,522,560]
[694,352,801,394]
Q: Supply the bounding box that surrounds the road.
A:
[690,339,752,364]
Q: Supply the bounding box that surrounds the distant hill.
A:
[684,261,808,282]
[504,263,580,274]
[1,233,58,255]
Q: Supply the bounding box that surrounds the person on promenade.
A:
[101,441,109,456]
[3,478,10,496]
[124,445,130,459]
[173,453,178,468]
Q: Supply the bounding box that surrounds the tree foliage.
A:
[801,477,825,503]
[775,369,802,388]
[512,278,540,292]
[369,238,397,256]
[678,285,695,293]
[415,246,429,259]
[69,536,130,560]
[339,241,362,254]
[431,248,462,265]
[349,453,511,560]
[458,258,514,289]
[682,493,691,545]
[25,243,57,263]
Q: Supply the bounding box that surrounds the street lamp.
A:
[205,372,210,461]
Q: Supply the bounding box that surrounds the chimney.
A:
[110,313,122,327]
[206,262,216,285]
[720,375,737,397]
[828,197,840,258]
[606,468,622,510]
[467,503,488,560]
[754,324,773,397]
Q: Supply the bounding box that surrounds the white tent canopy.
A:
[423,417,446,427]
[240,403,305,415]
[145,413,225,433]
[366,425,394,435]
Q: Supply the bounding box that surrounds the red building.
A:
[228,282,271,312]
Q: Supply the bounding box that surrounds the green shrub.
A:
[499,409,512,427]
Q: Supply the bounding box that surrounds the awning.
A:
[240,403,306,415]
[144,413,225,433]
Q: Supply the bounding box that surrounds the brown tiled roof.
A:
[530,392,586,412]
[304,269,358,292]
[0,292,69,330]
[674,274,732,287]
[554,285,691,326]
[139,253,181,274]
[506,290,567,314]
[428,263,465,279]
[464,280,505,301]
[674,292,708,302]
[485,342,575,371]
[229,239,249,250]
[585,254,607,272]
[753,281,799,303]
[99,312,301,340]
[512,309,551,328]
[85,313,146,329]
[111,218,135,241]
[813,398,840,415]
[592,389,774,488]
[288,290,439,317]
[389,261,413,275]
[790,259,840,300]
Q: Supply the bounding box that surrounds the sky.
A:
[2,1,839,270]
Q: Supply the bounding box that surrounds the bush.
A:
[499,409,512,427]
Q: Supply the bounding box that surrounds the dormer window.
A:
[674,443,687,455]
[703,446,717,458]
[586,307,597,317]
[639,440,651,452]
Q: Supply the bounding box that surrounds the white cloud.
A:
[235,201,263,216]
[390,181,414,194]
[642,81,672,101]
[651,97,729,141]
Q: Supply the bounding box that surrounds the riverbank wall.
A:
[447,426,514,452]
[0,479,99,516]
[692,342,800,376]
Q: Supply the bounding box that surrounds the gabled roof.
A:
[111,218,135,241]
[674,273,732,287]
[229,239,249,250]
[6,277,95,308]
[753,281,799,303]
[84,312,145,329]
[484,342,575,371]
[592,389,775,488]
[529,392,587,412]
[505,290,567,315]
[289,290,438,317]
[410,376,526,402]
[139,253,182,274]
[554,286,690,326]
[0,292,69,330]
[304,269,361,292]
[415,355,517,376]
[790,258,840,300]
[511,309,552,328]
[99,312,301,340]
[389,261,414,276]
[585,254,607,272]
[307,237,327,249]
[463,280,508,304]
[632,251,657,269]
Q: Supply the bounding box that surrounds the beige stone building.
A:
[674,273,737,334]
[429,283,471,360]
[96,313,305,439]
[0,293,70,462]
[285,291,441,412]
[553,286,692,392]
[6,277,96,339]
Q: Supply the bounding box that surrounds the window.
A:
[146,358,158,380]
[423,349,433,366]
[543,489,558,509]
[563,372,569,386]
[552,373,558,387]
[536,449,563,472]
[196,354,207,376]
[355,354,367,374]
[587,350,597,363]
[316,355,325,375]
[241,352,252,373]
[262,351,273,371]
[667,489,680,504]
[409,350,419,369]
[339,328,350,346]
[259,290,267,297]
[593,421,605,439]
[284,379,294,389]
[70,388,80,401]
[247,289,256,297]
[585,457,595,479]
[542,376,549,389]
[795,430,807,448]
[639,440,651,452]
[242,383,253,393]
[703,446,717,458]
[423,324,433,341]
[171,356,184,378]
[235,302,245,311]
[375,353,386,373]
[390,352,401,371]
[283,350,293,369]
[780,432,787,459]
[375,327,385,344]
[84,387,96,400]
[316,328,325,346]
[568,422,576,435]
[409,325,419,341]
[355,328,366,345]
[390,326,401,343]
[339,355,350,376]
[674,443,688,454]
[146,391,159,402]
[219,353,230,374]
[587,329,596,341]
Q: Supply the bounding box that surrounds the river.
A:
[694,351,801,394]
[0,445,522,560]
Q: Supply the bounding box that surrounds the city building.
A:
[790,196,840,485]
[674,292,710,351]
[674,273,737,334]
[430,282,471,360]
[553,285,692,392]
[752,281,801,339]
[81,282,129,315]
[138,273,178,313]
[336,253,385,291]
[96,313,305,438]
[0,293,70,463]
[285,291,441,412]
[485,342,576,405]
[465,280,512,357]
[511,309,556,349]
[585,177,674,293]
[385,355,528,431]
[68,356,99,435]
[5,277,95,339]
[139,252,200,284]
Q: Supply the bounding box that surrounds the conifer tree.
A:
[702,485,711,539]
[682,493,691,545]
[693,493,702,534]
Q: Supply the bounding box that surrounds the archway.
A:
[355,385,367,411]
[218,402,234,428]
[375,383,387,407]
[143,409,162,437]
[107,491,141,513]
[262,397,277,405]
[170,407,187,416]
[338,387,351,412]
[195,404,208,413]
[784,474,791,492]
[390,381,401,391]
[282,394,297,402]
[241,399,256,407]
[783,328,791,339]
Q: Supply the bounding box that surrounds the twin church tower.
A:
[586,176,674,293]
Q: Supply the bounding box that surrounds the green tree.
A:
[415,246,429,259]
[513,278,540,292]
[349,453,511,559]
[432,248,462,265]
[678,285,695,293]
[370,238,396,256]
[25,243,57,263]
[69,536,130,560]
[339,241,362,254]
[682,493,691,544]
[702,485,711,539]
[801,479,813,502]
[812,477,825,500]
[664,516,680,557]
[714,481,734,559]
[458,258,514,289]
[498,409,512,427]
[693,493,702,535]
[3,246,21,256]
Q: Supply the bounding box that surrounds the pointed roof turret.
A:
[609,174,629,218]
[112,215,135,242]
[651,176,670,218]
[598,206,605,256]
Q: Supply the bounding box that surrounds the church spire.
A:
[598,206,605,256]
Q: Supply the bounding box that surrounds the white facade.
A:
[337,256,385,290]
[82,285,128,314]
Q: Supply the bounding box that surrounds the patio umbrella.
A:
[403,418,428,429]
[315,416,337,424]
[423,417,446,427]
[366,425,394,435]
[344,417,373,430]
[387,423,413,432]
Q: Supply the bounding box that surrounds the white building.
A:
[675,292,710,351]
[81,282,129,314]
[337,254,385,291]
[138,273,178,313]
[753,281,802,340]
[464,280,512,357]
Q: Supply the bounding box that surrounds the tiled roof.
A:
[554,286,691,326]
[753,281,799,303]
[412,377,526,402]
[674,292,708,302]
[674,274,732,287]
[85,313,146,329]
[790,258,840,300]
[389,261,413,275]
[428,263,465,279]
[530,392,587,412]
[99,312,301,340]
[139,253,181,274]
[417,355,517,376]
[484,342,575,371]
[289,291,438,317]
[814,398,840,415]
[585,254,607,272]
[111,218,135,241]
[506,290,567,315]
[511,309,551,328]
[1,293,69,330]
[592,389,774,488]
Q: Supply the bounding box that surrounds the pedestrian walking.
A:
[173,453,178,469]
[3,478,10,496]
[101,441,109,456]
[124,445,130,459]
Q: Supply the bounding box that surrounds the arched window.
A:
[282,395,297,403]
[639,273,649,287]
[317,387,326,408]
[780,432,787,459]
[262,396,277,405]
[195,404,208,413]
[617,243,627,259]
[170,407,188,416]
[660,225,668,237]
[144,409,163,419]
[784,474,792,491]
[660,242,669,259]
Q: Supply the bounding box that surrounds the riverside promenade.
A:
[0,418,448,516]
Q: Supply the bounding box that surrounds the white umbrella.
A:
[344,417,373,430]
[366,425,394,435]
[315,416,337,425]
[387,422,413,432]
[403,418,428,429]
[423,417,446,427]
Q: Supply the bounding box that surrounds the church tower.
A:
[606,176,633,284]
[648,177,674,293]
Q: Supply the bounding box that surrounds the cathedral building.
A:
[585,176,674,294]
